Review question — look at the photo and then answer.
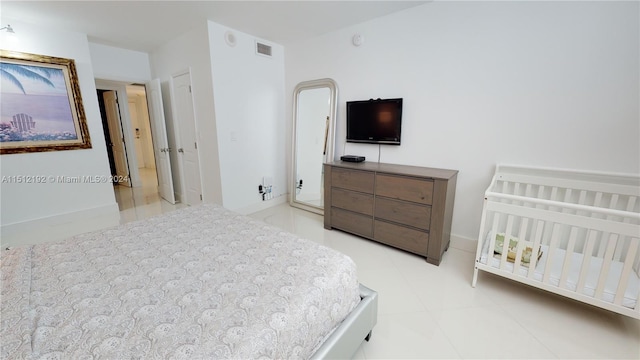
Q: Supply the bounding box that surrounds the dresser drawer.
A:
[332,168,375,194]
[331,188,374,216]
[374,220,429,255]
[375,197,431,230]
[375,174,433,204]
[331,207,373,238]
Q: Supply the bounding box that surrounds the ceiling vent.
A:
[255,41,272,57]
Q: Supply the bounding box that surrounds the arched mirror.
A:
[291,78,338,214]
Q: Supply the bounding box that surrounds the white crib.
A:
[472,164,640,319]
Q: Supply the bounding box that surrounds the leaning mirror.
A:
[290,79,338,215]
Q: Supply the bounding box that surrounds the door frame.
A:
[102,90,132,187]
[169,68,204,205]
[95,80,142,188]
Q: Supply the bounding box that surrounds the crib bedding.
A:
[479,235,640,309]
[1,204,361,359]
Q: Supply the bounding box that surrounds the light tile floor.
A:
[115,183,640,359]
[114,167,187,223]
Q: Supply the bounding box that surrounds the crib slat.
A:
[577,230,598,295]
[577,190,587,206]
[487,213,501,266]
[513,218,529,269]
[543,223,561,284]
[595,234,619,300]
[609,194,619,211]
[560,227,579,290]
[614,237,639,305]
[527,220,545,279]
[593,192,603,209]
[524,184,535,207]
[615,196,639,261]
[536,185,545,209]
[597,231,608,258]
[500,216,515,271]
[563,188,573,212]
[525,183,533,198]
[598,195,620,258]
[501,181,510,199]
[550,187,559,210]
[626,196,637,213]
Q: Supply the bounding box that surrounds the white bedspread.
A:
[1,204,361,359]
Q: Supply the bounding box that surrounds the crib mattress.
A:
[479,237,640,309]
[1,204,361,359]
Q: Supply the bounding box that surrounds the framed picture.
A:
[0,50,91,154]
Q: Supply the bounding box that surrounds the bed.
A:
[1,204,378,358]
[472,164,640,319]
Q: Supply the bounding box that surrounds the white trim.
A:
[234,194,288,215]
[1,203,120,248]
[450,233,477,253]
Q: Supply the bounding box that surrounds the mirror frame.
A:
[290,78,338,215]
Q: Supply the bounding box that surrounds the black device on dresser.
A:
[340,155,365,163]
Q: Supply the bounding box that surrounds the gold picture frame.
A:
[0,50,91,154]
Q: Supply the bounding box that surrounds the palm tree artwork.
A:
[0,61,78,143]
[1,63,56,94]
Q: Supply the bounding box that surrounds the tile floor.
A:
[114,167,187,223]
[103,177,640,359]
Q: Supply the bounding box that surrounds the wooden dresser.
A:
[324,161,458,265]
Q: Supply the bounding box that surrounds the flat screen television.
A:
[346,98,403,145]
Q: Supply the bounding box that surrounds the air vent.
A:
[256,41,272,57]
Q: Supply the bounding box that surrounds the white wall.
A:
[89,43,151,82]
[285,1,639,243]
[90,43,154,188]
[149,21,223,205]
[207,22,287,212]
[0,19,119,245]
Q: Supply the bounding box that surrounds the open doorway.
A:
[96,83,162,211]
[125,84,158,189]
[96,89,118,179]
[96,89,131,187]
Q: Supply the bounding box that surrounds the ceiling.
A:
[1,1,429,52]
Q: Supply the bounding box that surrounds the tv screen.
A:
[346,98,403,145]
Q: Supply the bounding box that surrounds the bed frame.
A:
[473,164,640,319]
[311,284,378,359]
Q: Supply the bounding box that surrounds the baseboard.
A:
[232,194,288,215]
[1,203,120,248]
[450,233,477,253]
[174,192,183,204]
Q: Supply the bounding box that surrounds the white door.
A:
[145,79,176,204]
[172,72,202,206]
[103,91,131,187]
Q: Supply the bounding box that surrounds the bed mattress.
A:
[1,204,361,359]
[479,234,640,309]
